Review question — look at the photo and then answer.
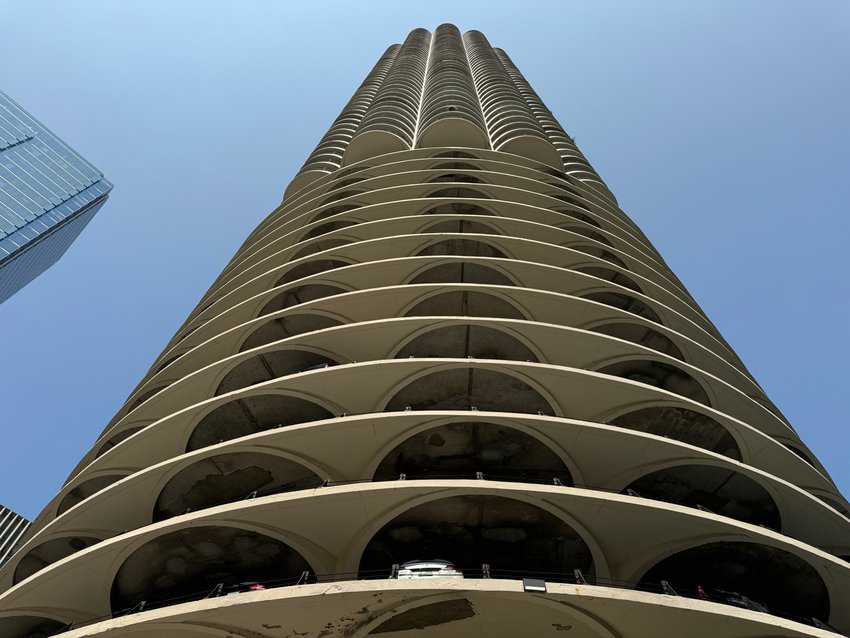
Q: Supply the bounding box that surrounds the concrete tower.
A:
[1,25,847,638]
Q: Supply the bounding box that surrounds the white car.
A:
[396,559,464,579]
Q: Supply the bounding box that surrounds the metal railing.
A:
[52,566,843,636]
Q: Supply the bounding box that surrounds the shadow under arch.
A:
[152,452,321,522]
[310,202,362,224]
[14,536,101,585]
[0,616,66,638]
[582,291,663,324]
[395,324,538,362]
[624,464,781,530]
[186,394,332,452]
[568,244,629,269]
[384,367,556,415]
[427,172,484,184]
[590,322,684,360]
[302,218,358,241]
[415,238,508,259]
[96,425,145,458]
[110,526,312,613]
[405,290,525,319]
[609,406,741,460]
[575,266,642,293]
[420,218,501,235]
[241,313,343,352]
[426,187,491,199]
[422,202,495,215]
[292,238,353,260]
[358,494,594,578]
[260,283,347,317]
[598,359,710,406]
[273,258,349,289]
[373,421,572,484]
[216,349,338,395]
[57,474,127,516]
[638,541,829,623]
[409,261,515,285]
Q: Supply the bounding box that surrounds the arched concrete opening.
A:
[274,259,349,288]
[598,360,710,405]
[405,291,525,319]
[310,202,362,224]
[426,187,491,199]
[609,407,741,460]
[410,262,514,285]
[582,292,662,324]
[110,526,312,613]
[385,368,555,415]
[428,173,484,184]
[431,161,482,171]
[260,284,346,317]
[14,537,100,584]
[322,189,365,205]
[422,202,495,215]
[570,244,629,269]
[186,394,332,452]
[57,474,126,516]
[216,350,338,395]
[782,442,819,469]
[0,616,65,638]
[303,219,358,240]
[96,426,145,458]
[416,238,508,259]
[395,325,538,361]
[590,323,684,360]
[638,542,829,622]
[153,452,321,521]
[552,206,601,227]
[421,219,501,235]
[241,314,342,351]
[373,421,572,484]
[625,465,780,529]
[575,266,642,293]
[359,495,593,577]
[127,385,168,412]
[432,150,481,159]
[292,238,353,260]
[560,225,611,246]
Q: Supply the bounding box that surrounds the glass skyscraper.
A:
[0,90,111,303]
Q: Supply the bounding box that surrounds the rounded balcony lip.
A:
[111,276,751,446]
[84,356,831,508]
[3,480,848,632]
[235,167,659,271]
[213,216,701,326]
[26,406,849,566]
[201,204,690,327]
[263,171,663,275]
[283,146,622,212]
[162,254,742,381]
[287,151,617,221]
[115,314,788,461]
[45,578,843,638]
[150,266,757,417]
[132,284,767,411]
[203,228,705,331]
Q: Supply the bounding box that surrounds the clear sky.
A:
[0,1,847,518]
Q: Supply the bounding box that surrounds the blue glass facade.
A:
[0,90,111,303]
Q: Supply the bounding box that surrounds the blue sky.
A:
[0,1,847,518]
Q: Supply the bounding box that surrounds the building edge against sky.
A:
[0,24,847,638]
[0,90,111,304]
